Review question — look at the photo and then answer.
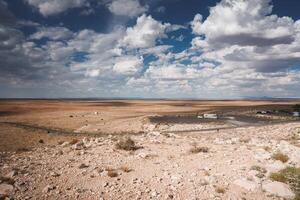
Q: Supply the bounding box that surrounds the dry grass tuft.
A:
[272,151,289,163]
[189,145,209,154]
[239,138,251,143]
[104,167,119,177]
[288,133,300,147]
[69,139,79,145]
[263,146,272,152]
[120,166,133,173]
[270,167,300,199]
[16,147,31,152]
[107,170,118,178]
[215,186,226,194]
[115,137,140,151]
[251,165,267,178]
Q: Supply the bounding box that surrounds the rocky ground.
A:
[0,122,299,200]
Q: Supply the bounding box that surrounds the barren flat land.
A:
[0,100,299,200]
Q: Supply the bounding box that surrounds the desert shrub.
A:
[272,152,289,163]
[251,165,267,173]
[115,137,140,151]
[104,167,118,177]
[288,133,300,147]
[251,165,267,178]
[69,139,79,145]
[38,139,44,144]
[189,146,209,154]
[215,186,226,194]
[293,104,300,112]
[239,138,250,143]
[16,147,31,152]
[263,146,272,152]
[120,166,133,173]
[107,170,118,177]
[270,167,300,199]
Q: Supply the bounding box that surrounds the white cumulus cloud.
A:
[25,0,88,16]
[113,56,143,75]
[121,15,169,49]
[108,0,147,18]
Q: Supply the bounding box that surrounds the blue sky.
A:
[0,0,300,98]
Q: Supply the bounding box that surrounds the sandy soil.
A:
[0,100,299,200]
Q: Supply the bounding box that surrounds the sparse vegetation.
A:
[69,139,79,145]
[105,167,119,177]
[189,144,209,154]
[239,138,250,143]
[292,104,300,112]
[107,170,118,178]
[120,166,133,173]
[115,137,140,151]
[270,167,300,199]
[288,132,300,147]
[272,151,289,163]
[251,165,267,178]
[16,147,31,152]
[263,146,272,152]
[38,139,44,144]
[215,186,226,194]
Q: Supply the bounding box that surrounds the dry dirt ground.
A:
[0,100,300,200]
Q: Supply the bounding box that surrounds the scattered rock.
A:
[50,172,60,177]
[0,183,14,198]
[78,163,89,169]
[262,181,295,199]
[254,149,271,162]
[5,171,17,178]
[61,142,70,147]
[72,142,85,150]
[42,185,55,193]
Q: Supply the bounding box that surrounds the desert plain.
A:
[0,99,299,200]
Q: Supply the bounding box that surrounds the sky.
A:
[0,0,300,99]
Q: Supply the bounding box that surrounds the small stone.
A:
[72,142,85,150]
[50,172,60,177]
[6,171,17,178]
[103,182,109,187]
[151,191,159,197]
[42,185,55,193]
[61,142,70,147]
[38,139,44,144]
[78,163,89,169]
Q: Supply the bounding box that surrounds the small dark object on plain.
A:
[38,139,44,144]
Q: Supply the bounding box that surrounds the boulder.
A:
[254,149,271,162]
[262,181,295,199]
[233,179,258,191]
[265,161,285,174]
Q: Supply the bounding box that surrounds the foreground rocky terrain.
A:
[1,122,299,200]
